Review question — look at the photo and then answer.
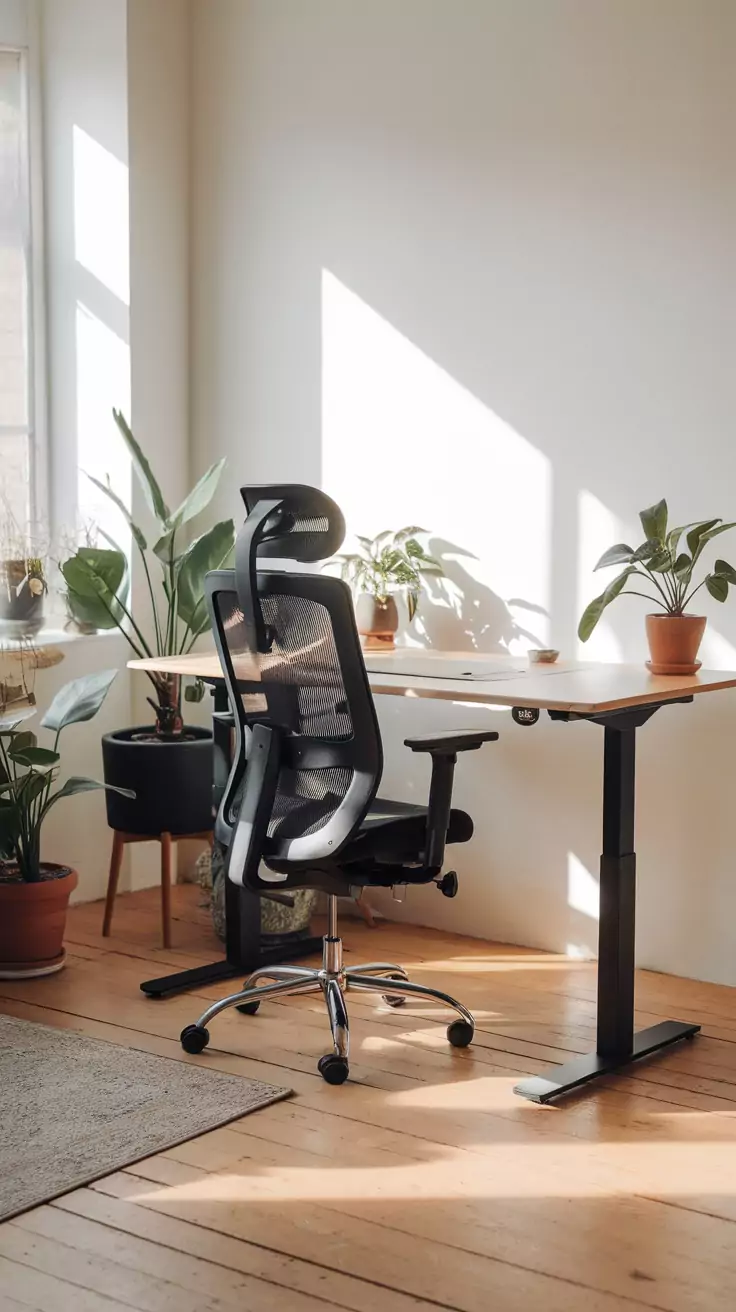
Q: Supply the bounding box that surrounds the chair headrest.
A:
[239,484,345,562]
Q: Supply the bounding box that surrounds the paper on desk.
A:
[366,657,526,681]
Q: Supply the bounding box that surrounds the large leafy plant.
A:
[0,669,133,882]
[334,527,444,621]
[579,498,736,641]
[61,410,235,734]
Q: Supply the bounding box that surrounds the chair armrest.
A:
[406,730,497,874]
[404,729,498,755]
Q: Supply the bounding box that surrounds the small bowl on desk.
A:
[528,648,559,665]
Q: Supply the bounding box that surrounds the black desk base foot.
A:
[140,935,324,999]
[514,1019,700,1104]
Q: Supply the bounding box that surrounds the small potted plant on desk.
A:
[59,410,235,837]
[0,668,131,977]
[578,498,736,673]
[335,527,444,648]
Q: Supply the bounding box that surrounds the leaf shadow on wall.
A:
[400,537,548,653]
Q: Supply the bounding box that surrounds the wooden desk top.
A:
[128,648,736,716]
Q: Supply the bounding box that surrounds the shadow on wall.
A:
[399,538,548,653]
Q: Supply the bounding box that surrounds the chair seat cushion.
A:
[263,794,473,889]
[345,794,473,860]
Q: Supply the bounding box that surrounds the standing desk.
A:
[129,649,736,1103]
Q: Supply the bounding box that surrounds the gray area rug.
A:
[0,1013,290,1223]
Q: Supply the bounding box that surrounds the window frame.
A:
[0,0,48,534]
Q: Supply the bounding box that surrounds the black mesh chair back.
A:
[206,487,381,882]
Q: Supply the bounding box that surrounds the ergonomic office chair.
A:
[180,485,497,1083]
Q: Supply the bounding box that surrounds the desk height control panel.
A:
[511,706,540,726]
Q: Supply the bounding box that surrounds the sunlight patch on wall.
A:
[73,125,129,305]
[75,302,131,547]
[577,489,626,662]
[698,625,736,671]
[321,271,551,654]
[567,852,599,920]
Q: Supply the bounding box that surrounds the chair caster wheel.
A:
[447,1019,474,1048]
[318,1053,349,1084]
[236,1000,260,1015]
[180,1024,210,1054]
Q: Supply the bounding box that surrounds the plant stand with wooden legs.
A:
[102,830,212,950]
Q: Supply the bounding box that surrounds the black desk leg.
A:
[515,718,699,1103]
[141,684,322,999]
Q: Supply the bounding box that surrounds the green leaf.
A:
[39,776,135,823]
[686,519,721,559]
[63,547,127,598]
[648,549,675,573]
[40,669,118,734]
[112,408,169,524]
[61,548,129,632]
[84,472,147,552]
[166,459,226,532]
[639,500,668,544]
[64,589,118,632]
[667,524,701,557]
[631,540,661,563]
[6,731,36,754]
[7,746,60,768]
[672,552,692,577]
[713,559,736,583]
[406,590,419,622]
[176,519,235,632]
[594,543,634,570]
[394,526,429,542]
[706,573,729,602]
[577,566,641,642]
[693,522,736,559]
[152,527,178,564]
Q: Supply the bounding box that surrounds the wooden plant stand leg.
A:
[102,831,126,938]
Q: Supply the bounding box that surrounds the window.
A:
[0,40,43,540]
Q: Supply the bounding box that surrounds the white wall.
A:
[190,0,736,985]
[36,0,191,899]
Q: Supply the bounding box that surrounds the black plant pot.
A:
[102,726,214,836]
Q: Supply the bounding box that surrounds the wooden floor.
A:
[3,888,736,1312]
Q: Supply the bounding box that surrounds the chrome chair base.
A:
[180,900,475,1083]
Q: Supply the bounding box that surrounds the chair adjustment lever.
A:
[437,871,458,898]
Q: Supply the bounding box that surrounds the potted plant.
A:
[0,667,131,977]
[0,508,48,638]
[334,527,444,649]
[578,498,736,673]
[59,410,235,837]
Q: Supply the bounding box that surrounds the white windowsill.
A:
[0,626,126,650]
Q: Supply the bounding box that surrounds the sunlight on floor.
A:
[126,1127,736,1206]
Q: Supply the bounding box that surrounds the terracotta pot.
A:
[355,593,399,650]
[645,613,706,675]
[0,865,78,978]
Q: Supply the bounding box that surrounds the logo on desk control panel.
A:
[512,706,540,726]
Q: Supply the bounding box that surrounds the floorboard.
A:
[2,883,736,1311]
